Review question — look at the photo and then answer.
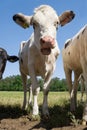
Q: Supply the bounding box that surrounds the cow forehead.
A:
[32,6,59,24]
[34,5,57,15]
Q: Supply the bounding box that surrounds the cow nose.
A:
[40,36,55,48]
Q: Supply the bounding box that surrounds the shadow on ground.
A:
[38,101,84,129]
[0,104,27,119]
[0,102,86,130]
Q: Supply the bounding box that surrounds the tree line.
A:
[0,75,81,91]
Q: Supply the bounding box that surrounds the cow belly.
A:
[64,57,82,71]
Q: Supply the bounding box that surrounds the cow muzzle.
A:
[40,36,55,55]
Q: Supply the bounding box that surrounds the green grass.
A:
[0,91,86,128]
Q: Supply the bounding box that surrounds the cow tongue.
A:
[41,48,51,55]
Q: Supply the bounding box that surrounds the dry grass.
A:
[0,91,86,106]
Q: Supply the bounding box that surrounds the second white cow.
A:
[13,5,75,119]
[62,25,87,123]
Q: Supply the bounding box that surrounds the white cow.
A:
[0,47,19,79]
[13,5,75,119]
[62,25,87,123]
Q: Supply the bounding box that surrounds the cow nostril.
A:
[40,38,45,44]
[40,37,52,43]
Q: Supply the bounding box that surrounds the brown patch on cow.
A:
[64,42,69,48]
[77,35,79,39]
[82,28,86,34]
[64,39,71,49]
[68,52,70,55]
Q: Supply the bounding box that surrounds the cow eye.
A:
[33,22,38,29]
[54,21,59,30]
[33,23,36,29]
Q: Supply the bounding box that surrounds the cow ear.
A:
[7,55,19,62]
[13,13,32,29]
[59,11,75,26]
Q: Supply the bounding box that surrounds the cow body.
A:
[0,48,19,79]
[19,38,58,117]
[62,25,87,123]
[13,5,75,119]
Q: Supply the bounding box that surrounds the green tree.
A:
[0,75,68,91]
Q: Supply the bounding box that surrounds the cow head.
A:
[13,5,75,55]
[0,48,19,79]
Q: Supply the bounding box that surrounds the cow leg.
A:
[30,79,40,116]
[80,77,85,102]
[25,84,33,113]
[21,72,27,110]
[28,85,32,106]
[32,81,40,116]
[64,68,73,109]
[42,72,52,118]
[29,65,40,117]
[70,72,79,111]
[64,67,72,94]
[82,74,87,124]
[79,62,87,124]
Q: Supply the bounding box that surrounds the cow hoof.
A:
[42,114,50,120]
[28,114,40,121]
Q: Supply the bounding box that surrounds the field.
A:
[0,91,87,130]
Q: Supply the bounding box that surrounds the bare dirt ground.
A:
[0,105,87,130]
[0,117,87,130]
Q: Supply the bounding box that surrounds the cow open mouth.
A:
[41,48,51,55]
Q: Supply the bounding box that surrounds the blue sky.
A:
[0,0,87,79]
